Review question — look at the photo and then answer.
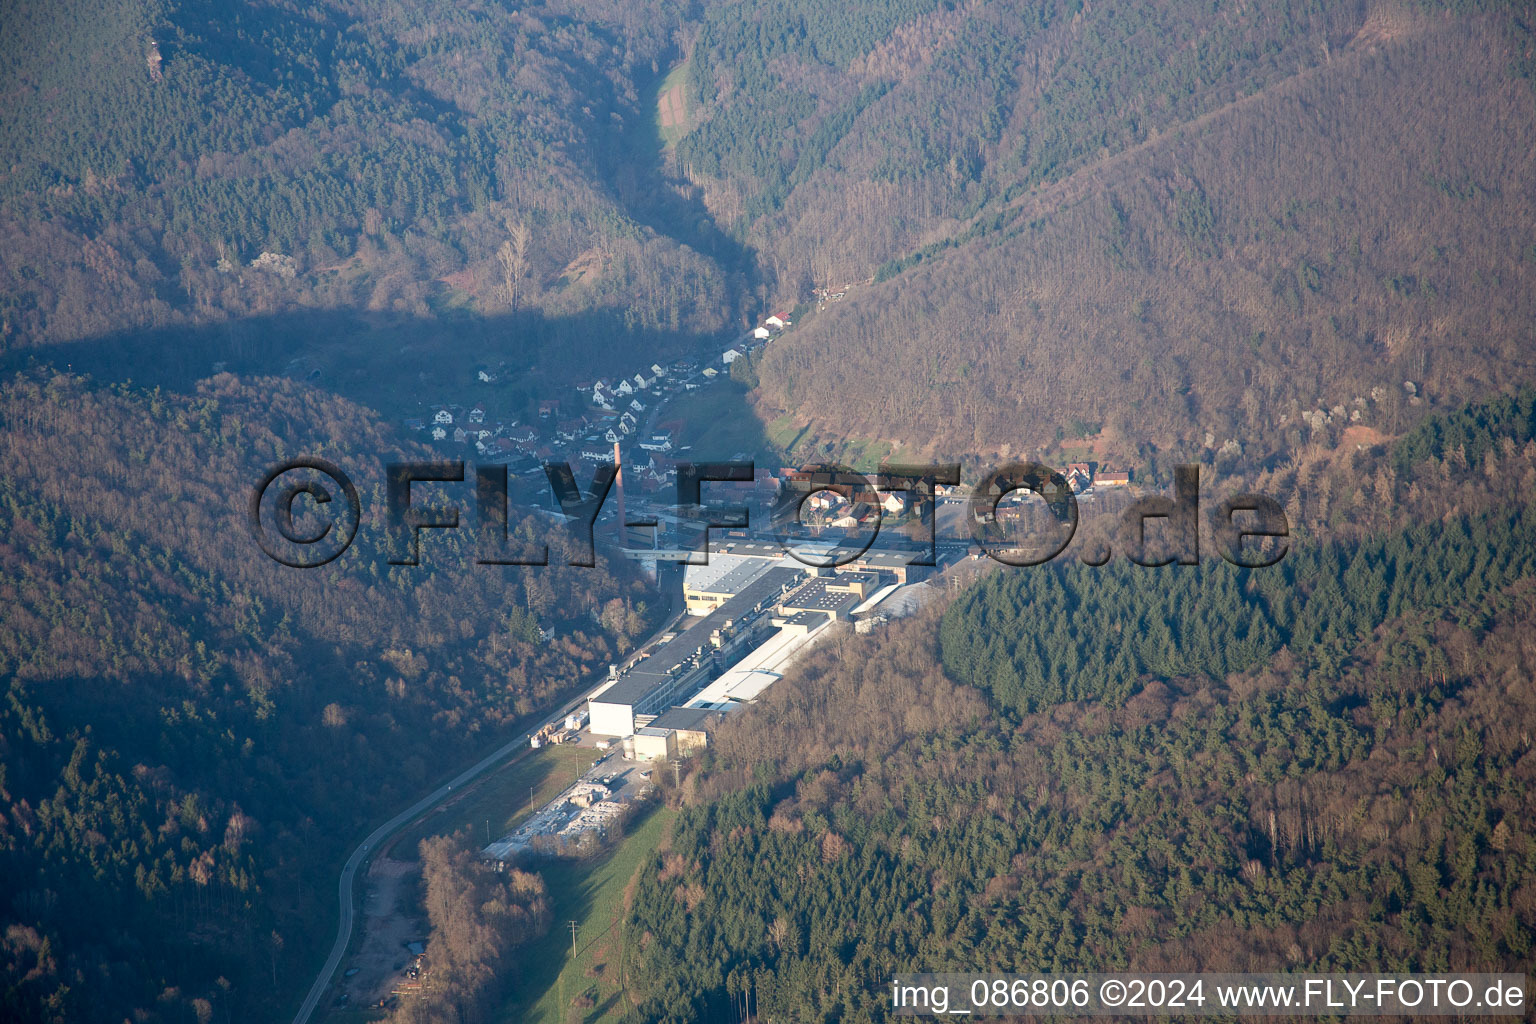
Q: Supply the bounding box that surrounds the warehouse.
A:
[589,566,803,736]
[631,706,729,761]
[779,574,871,620]
[682,554,775,613]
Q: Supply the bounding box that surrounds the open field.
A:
[390,744,602,856]
[654,61,694,149]
[498,804,678,1024]
[667,379,777,461]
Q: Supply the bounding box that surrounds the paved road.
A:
[288,726,538,1024]
[291,591,681,1024]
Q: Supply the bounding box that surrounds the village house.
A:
[1098,469,1131,487]
[639,431,673,453]
[469,404,485,423]
[432,407,453,425]
[765,312,791,329]
[804,492,843,514]
[482,438,517,460]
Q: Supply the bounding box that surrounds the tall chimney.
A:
[613,439,626,547]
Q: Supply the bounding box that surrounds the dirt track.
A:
[341,857,424,1009]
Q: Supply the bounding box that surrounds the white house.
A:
[431,425,447,441]
[477,369,498,383]
[469,404,485,423]
[639,432,673,453]
[453,427,468,443]
[753,326,771,340]
[615,379,633,396]
[702,367,719,378]
[650,363,665,377]
[721,348,742,364]
[433,408,453,425]
[630,398,646,412]
[765,313,790,329]
[633,373,651,389]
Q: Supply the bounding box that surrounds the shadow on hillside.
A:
[602,53,760,320]
[2,305,771,447]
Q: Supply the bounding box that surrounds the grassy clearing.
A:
[390,745,600,856]
[667,380,777,461]
[654,61,694,149]
[498,803,677,1024]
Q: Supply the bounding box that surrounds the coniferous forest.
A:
[621,397,1536,1022]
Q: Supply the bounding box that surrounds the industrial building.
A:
[588,566,804,736]
[777,571,876,620]
[681,553,779,614]
[631,706,729,761]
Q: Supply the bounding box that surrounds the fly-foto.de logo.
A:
[249,459,1288,570]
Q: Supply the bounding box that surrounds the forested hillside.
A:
[665,0,1536,461]
[0,370,651,1021]
[7,0,1535,457]
[5,1,1536,1021]
[619,394,1536,1024]
[0,0,739,369]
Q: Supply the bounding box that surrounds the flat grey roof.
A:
[717,540,787,558]
[686,558,770,596]
[594,566,803,707]
[649,706,728,732]
[781,578,862,614]
[852,550,928,568]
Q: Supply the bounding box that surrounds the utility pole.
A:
[568,920,579,958]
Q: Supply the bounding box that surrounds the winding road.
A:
[292,591,680,1024]
[289,724,541,1024]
